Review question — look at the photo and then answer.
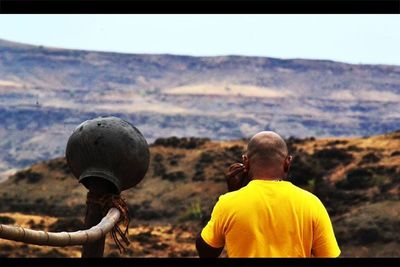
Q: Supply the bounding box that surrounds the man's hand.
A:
[226,163,249,192]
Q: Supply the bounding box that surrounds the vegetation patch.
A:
[178,200,203,222]
[128,204,175,221]
[335,166,396,190]
[14,170,43,184]
[48,217,84,232]
[192,169,205,181]
[327,140,349,146]
[285,137,307,146]
[162,171,186,182]
[289,152,323,186]
[347,145,363,152]
[47,158,71,174]
[130,231,158,243]
[152,154,166,177]
[0,215,15,224]
[360,152,380,164]
[390,151,400,157]
[27,219,45,230]
[223,145,245,163]
[152,137,210,149]
[336,168,374,190]
[198,151,216,165]
[312,147,354,170]
[169,154,185,166]
[315,182,370,216]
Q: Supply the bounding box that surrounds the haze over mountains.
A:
[1,38,400,178]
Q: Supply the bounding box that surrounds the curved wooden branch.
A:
[0,208,120,247]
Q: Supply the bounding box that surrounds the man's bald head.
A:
[246,131,288,171]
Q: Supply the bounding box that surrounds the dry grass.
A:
[0,212,199,257]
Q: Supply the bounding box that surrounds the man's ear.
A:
[284,155,293,173]
[243,155,250,172]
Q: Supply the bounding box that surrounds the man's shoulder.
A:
[217,186,249,205]
[218,189,240,202]
[289,182,323,204]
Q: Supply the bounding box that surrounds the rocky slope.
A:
[0,132,399,257]
[1,38,400,179]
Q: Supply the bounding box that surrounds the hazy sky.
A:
[0,15,399,66]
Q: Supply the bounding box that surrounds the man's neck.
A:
[249,172,286,181]
[252,177,284,182]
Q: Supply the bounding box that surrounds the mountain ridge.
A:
[2,38,400,67]
[1,38,400,178]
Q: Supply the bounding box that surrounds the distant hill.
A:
[1,38,400,178]
[0,132,399,257]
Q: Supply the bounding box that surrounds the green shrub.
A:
[179,200,203,222]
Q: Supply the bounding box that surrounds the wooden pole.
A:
[0,209,120,246]
[81,179,117,258]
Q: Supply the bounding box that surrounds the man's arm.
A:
[195,232,223,258]
[312,200,341,257]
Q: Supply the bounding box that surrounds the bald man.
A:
[196,131,341,258]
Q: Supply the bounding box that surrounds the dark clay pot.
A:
[66,116,150,193]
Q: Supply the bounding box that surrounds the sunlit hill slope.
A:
[0,131,399,257]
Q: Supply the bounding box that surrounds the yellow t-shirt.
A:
[201,179,341,257]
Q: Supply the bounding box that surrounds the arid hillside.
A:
[0,131,399,257]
